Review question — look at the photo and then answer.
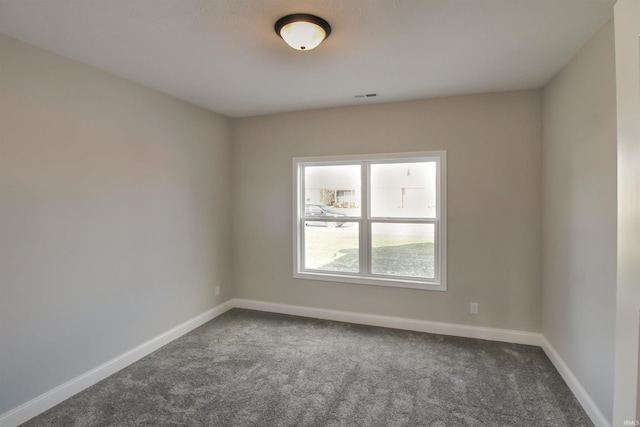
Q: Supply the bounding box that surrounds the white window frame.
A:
[293,151,447,291]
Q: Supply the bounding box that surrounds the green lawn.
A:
[304,226,359,272]
[304,226,435,278]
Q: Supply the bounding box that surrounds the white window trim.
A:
[293,151,447,291]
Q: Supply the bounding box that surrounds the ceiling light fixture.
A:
[275,14,331,51]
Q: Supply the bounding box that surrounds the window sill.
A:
[294,271,447,292]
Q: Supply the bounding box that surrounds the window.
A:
[293,151,446,291]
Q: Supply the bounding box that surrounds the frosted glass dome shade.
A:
[275,14,331,51]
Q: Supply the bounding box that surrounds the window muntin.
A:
[294,151,446,291]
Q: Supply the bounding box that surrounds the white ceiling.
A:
[0,0,615,118]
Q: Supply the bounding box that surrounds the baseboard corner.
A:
[539,335,611,427]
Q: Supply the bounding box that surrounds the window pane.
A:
[371,223,435,278]
[304,165,361,216]
[370,162,436,218]
[304,223,359,273]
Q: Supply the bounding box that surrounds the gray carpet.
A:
[22,309,593,426]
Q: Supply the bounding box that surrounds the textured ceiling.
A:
[0,0,615,118]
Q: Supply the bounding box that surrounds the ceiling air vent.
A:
[354,93,377,99]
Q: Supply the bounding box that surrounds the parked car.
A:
[305,204,348,227]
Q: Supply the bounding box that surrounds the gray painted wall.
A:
[541,20,617,422]
[231,91,542,332]
[0,35,232,413]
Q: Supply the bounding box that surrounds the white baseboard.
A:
[1,297,607,427]
[539,336,611,427]
[0,299,235,427]
[232,298,542,346]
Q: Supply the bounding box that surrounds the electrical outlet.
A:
[215,286,220,296]
[470,302,478,314]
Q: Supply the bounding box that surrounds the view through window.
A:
[294,151,446,291]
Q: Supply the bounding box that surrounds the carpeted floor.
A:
[22,309,593,426]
